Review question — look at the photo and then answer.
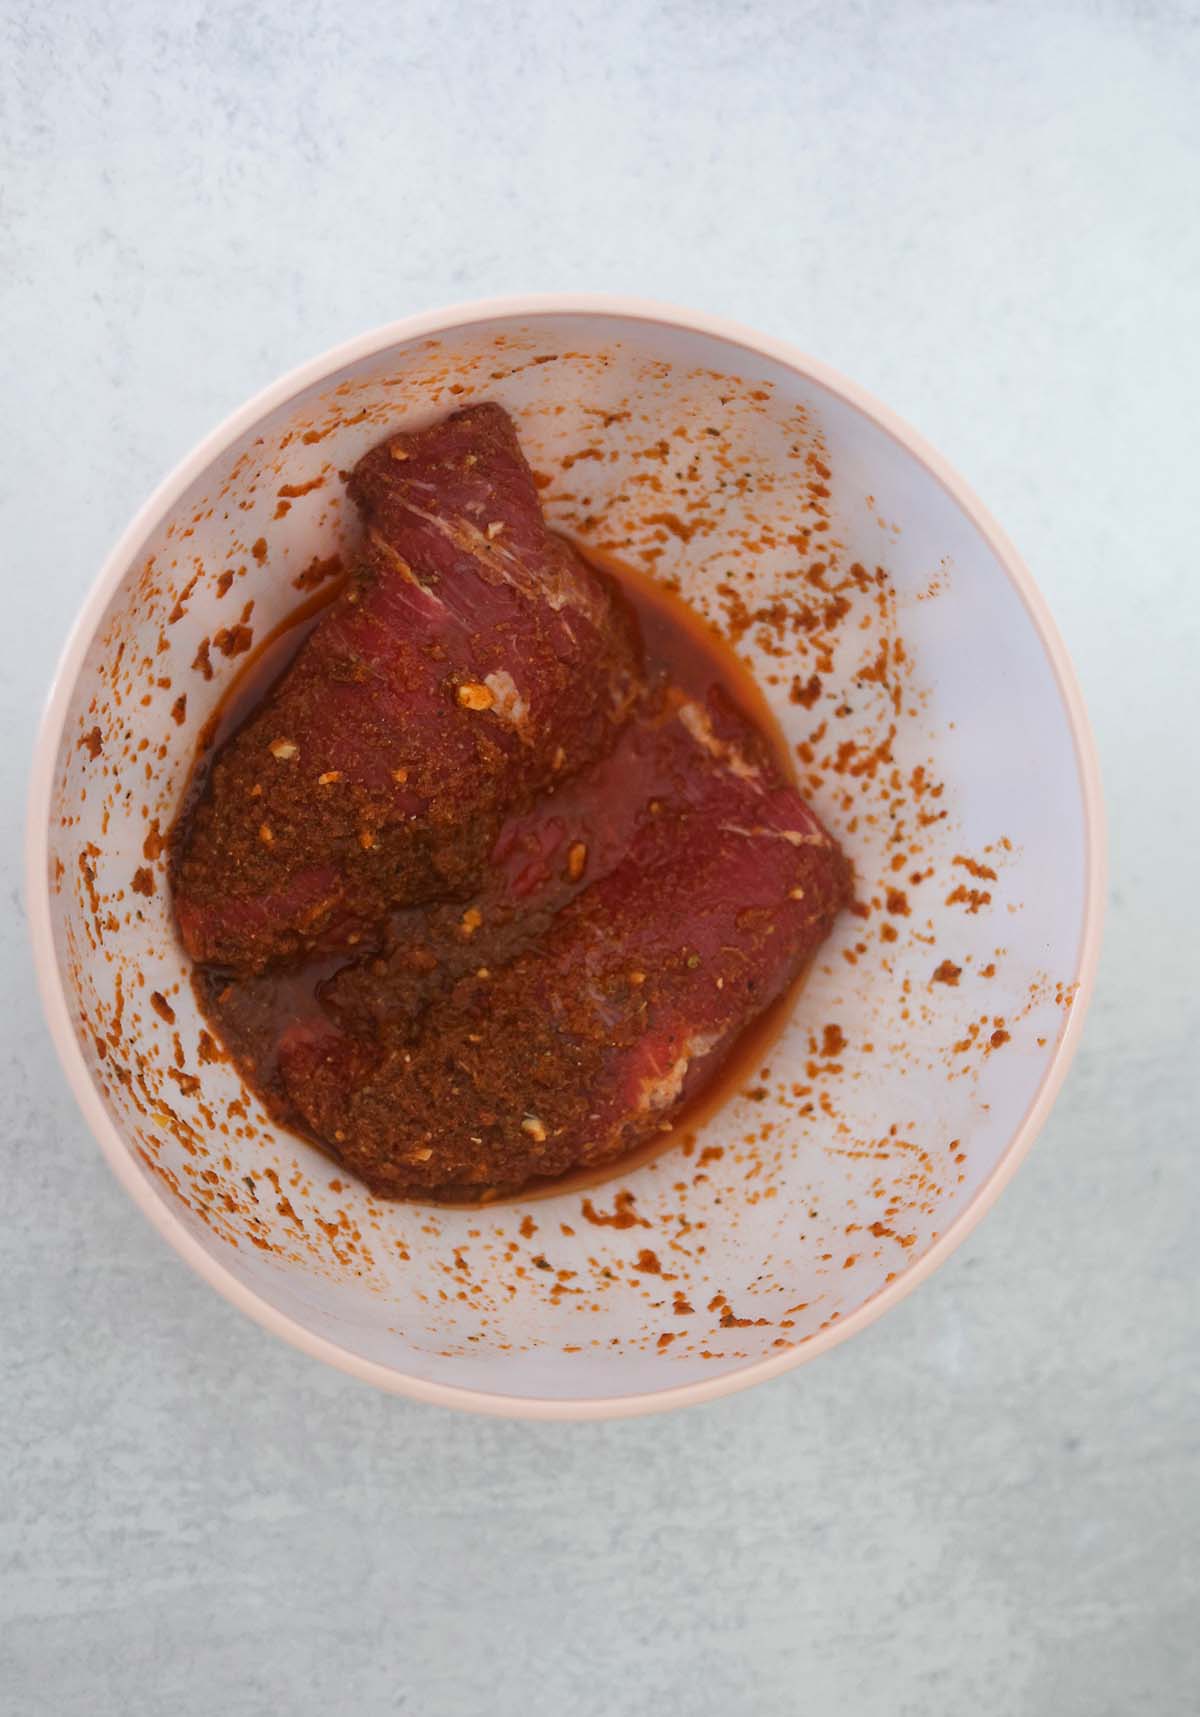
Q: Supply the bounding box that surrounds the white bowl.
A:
[27,296,1103,1418]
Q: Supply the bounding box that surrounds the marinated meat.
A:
[176,402,852,1200]
[275,685,850,1198]
[174,403,638,972]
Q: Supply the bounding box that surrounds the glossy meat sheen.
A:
[173,403,638,972]
[277,687,851,1198]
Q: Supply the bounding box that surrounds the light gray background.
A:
[2,3,1197,1713]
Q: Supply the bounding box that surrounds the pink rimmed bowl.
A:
[27,295,1103,1418]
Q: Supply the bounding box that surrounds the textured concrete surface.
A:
[2,3,1198,1713]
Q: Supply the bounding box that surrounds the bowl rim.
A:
[25,292,1106,1420]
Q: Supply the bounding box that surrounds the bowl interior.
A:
[39,311,1091,1406]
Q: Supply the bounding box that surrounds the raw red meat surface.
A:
[277,685,850,1197]
[173,403,638,972]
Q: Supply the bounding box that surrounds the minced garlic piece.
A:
[392,766,408,784]
[258,823,273,845]
[486,520,505,540]
[318,770,342,785]
[521,1116,547,1143]
[358,829,375,850]
[460,906,483,936]
[457,681,494,711]
[269,738,298,760]
[566,841,587,881]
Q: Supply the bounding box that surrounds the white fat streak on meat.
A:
[482,670,530,731]
[673,699,830,843]
[396,498,602,623]
[674,699,763,786]
[396,499,519,576]
[368,530,443,604]
[716,821,829,847]
[635,1030,724,1114]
